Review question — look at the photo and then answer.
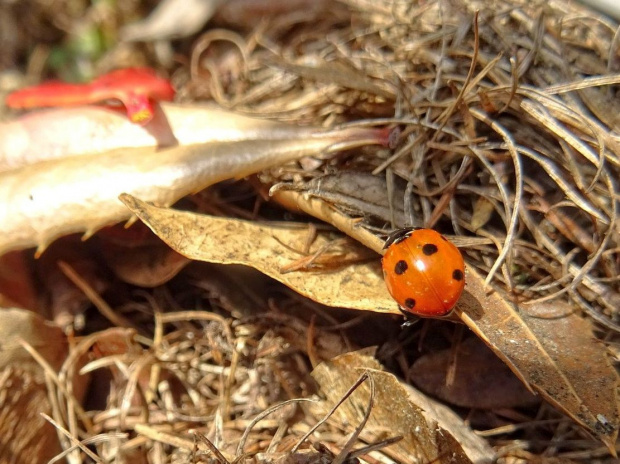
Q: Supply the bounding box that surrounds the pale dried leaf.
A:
[121,0,224,41]
[0,103,380,170]
[0,124,387,256]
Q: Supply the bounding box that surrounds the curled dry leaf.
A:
[119,194,396,313]
[101,240,190,287]
[0,117,389,256]
[311,350,495,464]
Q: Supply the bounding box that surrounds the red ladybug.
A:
[381,228,465,317]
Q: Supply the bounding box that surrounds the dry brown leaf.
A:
[185,264,271,317]
[470,197,496,231]
[272,172,409,226]
[312,350,495,464]
[213,0,331,28]
[120,194,395,313]
[0,307,67,371]
[456,271,620,451]
[37,237,108,328]
[0,251,38,310]
[120,194,620,451]
[410,337,538,409]
[266,58,395,99]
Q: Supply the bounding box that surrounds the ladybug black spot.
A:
[404,298,416,309]
[422,243,439,256]
[452,269,464,281]
[395,260,408,275]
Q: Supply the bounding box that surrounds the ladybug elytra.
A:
[381,228,465,317]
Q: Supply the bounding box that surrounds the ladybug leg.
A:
[398,307,420,327]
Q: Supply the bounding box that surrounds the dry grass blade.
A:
[194,433,231,464]
[42,413,107,464]
[236,398,316,457]
[291,373,369,456]
[468,108,523,289]
[332,373,374,464]
[58,260,135,329]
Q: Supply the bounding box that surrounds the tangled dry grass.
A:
[3,0,619,462]
[186,0,619,329]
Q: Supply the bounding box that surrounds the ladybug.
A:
[381,228,465,317]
